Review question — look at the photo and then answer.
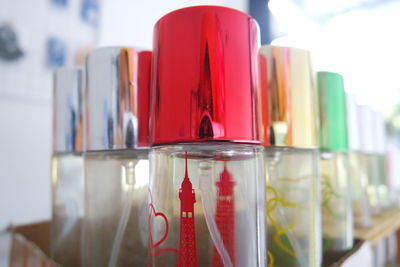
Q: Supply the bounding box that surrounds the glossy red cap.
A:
[138,51,152,147]
[150,6,261,145]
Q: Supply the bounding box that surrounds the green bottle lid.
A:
[317,71,348,151]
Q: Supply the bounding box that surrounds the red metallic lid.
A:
[150,6,261,145]
[138,51,152,147]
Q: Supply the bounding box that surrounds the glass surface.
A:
[265,148,321,267]
[348,152,371,228]
[320,151,353,264]
[51,152,84,267]
[366,154,382,215]
[377,154,390,209]
[82,150,149,267]
[149,144,265,267]
[387,142,400,208]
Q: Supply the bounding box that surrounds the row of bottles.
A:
[50,5,398,267]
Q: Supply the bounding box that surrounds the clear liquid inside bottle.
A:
[320,151,354,264]
[149,144,265,267]
[51,152,84,267]
[265,147,321,267]
[82,150,149,267]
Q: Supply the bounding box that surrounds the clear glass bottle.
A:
[373,111,390,209]
[359,105,382,215]
[82,47,152,267]
[259,46,321,267]
[387,135,400,208]
[367,153,382,214]
[348,152,371,227]
[320,152,353,251]
[346,94,371,228]
[51,68,84,267]
[377,154,389,209]
[83,151,149,266]
[149,145,264,267]
[317,72,354,264]
[148,7,266,267]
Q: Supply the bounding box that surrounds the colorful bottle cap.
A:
[317,71,348,151]
[258,46,319,148]
[150,6,261,145]
[84,47,152,151]
[53,67,83,153]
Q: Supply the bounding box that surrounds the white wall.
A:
[98,0,249,48]
[270,0,400,113]
[0,0,96,229]
[0,97,52,228]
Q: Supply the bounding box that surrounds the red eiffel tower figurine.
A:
[212,163,236,267]
[178,152,198,267]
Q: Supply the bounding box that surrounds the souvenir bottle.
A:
[148,6,266,267]
[259,46,321,267]
[82,47,152,266]
[317,72,353,264]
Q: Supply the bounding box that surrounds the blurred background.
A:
[0,0,399,229]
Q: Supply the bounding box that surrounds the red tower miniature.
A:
[212,163,236,267]
[178,153,198,267]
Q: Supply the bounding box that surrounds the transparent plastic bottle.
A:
[82,47,152,266]
[51,68,84,267]
[317,72,354,264]
[346,94,371,228]
[259,46,321,267]
[148,6,266,267]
